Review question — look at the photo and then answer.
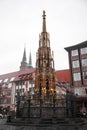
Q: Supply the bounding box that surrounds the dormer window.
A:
[4,78,8,83]
[0,79,2,83]
[10,77,15,81]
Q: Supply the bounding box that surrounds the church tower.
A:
[28,52,33,68]
[35,11,55,97]
[20,47,27,70]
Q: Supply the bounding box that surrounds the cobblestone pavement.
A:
[0,118,87,130]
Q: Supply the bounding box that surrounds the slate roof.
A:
[0,68,36,85]
[0,68,70,85]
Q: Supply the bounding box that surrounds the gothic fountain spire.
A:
[35,10,55,97]
[42,10,46,32]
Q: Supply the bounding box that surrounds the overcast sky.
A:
[0,0,87,74]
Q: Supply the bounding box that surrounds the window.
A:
[83,71,87,79]
[0,99,3,104]
[85,88,87,94]
[75,88,82,95]
[71,49,78,56]
[0,92,2,96]
[10,77,15,81]
[82,58,87,66]
[7,98,11,104]
[73,72,81,81]
[4,78,8,83]
[16,86,18,89]
[19,85,21,89]
[0,79,2,83]
[72,60,79,68]
[80,47,87,54]
[8,83,12,88]
[2,84,5,87]
[7,90,11,96]
[21,88,24,93]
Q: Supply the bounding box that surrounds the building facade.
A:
[0,50,34,113]
[65,41,87,113]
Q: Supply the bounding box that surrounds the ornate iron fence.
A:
[18,98,69,118]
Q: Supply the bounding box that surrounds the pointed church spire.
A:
[22,47,27,63]
[20,47,28,70]
[42,10,46,32]
[28,52,33,68]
